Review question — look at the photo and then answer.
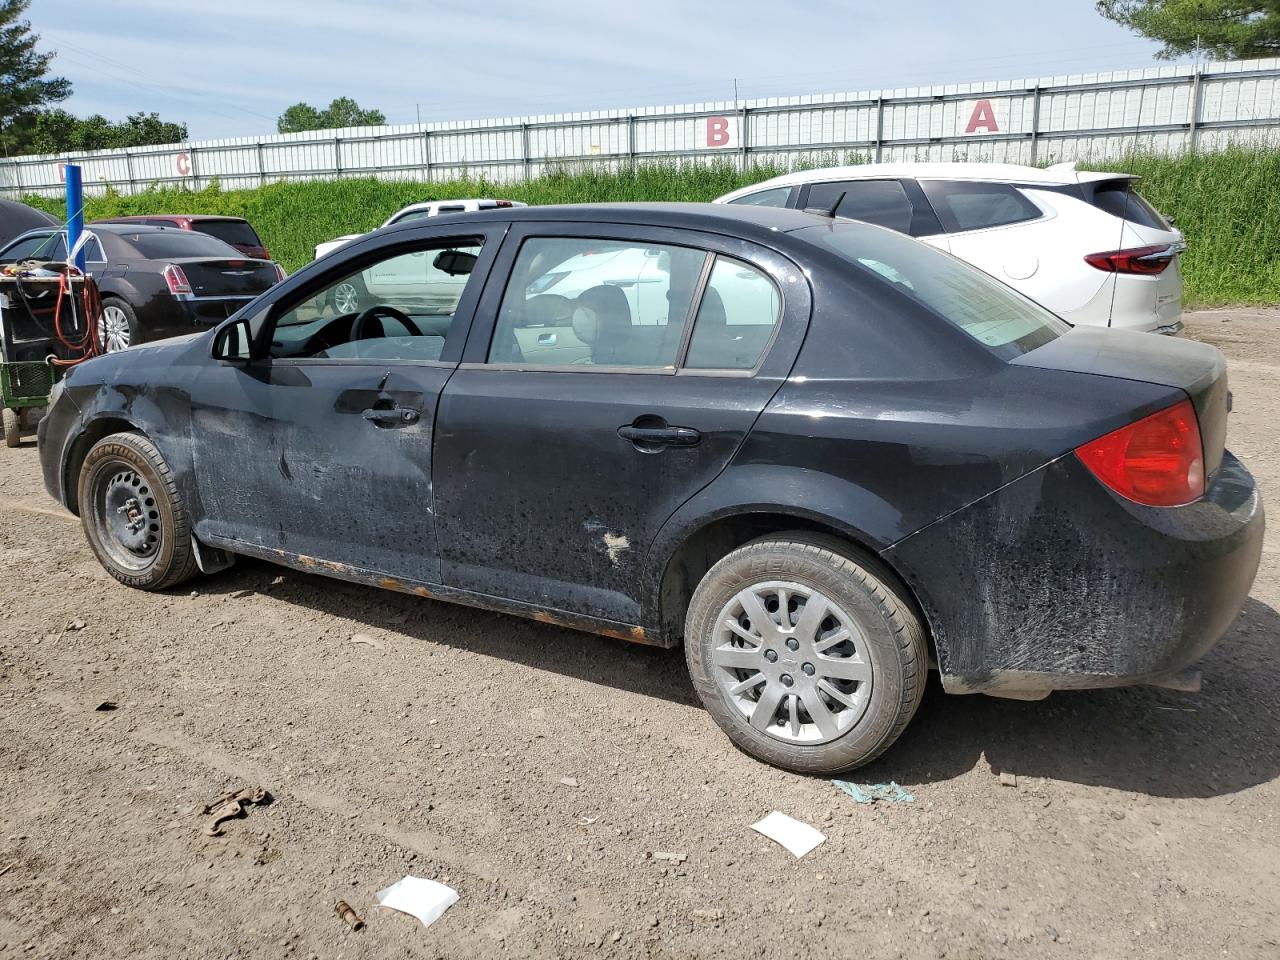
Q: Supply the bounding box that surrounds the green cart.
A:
[1,357,55,447]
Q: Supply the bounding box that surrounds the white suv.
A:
[715,162,1184,334]
[313,198,527,261]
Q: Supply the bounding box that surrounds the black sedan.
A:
[0,223,285,352]
[36,203,1263,773]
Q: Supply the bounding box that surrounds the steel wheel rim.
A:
[98,305,131,352]
[333,282,360,314]
[91,462,161,572]
[711,579,873,744]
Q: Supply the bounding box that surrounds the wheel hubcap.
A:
[333,282,360,314]
[98,306,131,352]
[93,466,161,570]
[711,580,873,744]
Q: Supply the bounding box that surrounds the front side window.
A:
[727,186,792,208]
[0,232,60,262]
[684,257,780,370]
[919,180,1042,233]
[801,222,1067,358]
[807,180,914,234]
[268,238,484,361]
[488,238,707,368]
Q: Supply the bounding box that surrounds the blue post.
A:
[64,163,84,271]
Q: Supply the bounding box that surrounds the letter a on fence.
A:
[965,99,999,134]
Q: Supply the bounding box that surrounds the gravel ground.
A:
[1,309,1277,960]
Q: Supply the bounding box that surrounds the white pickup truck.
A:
[312,198,526,260]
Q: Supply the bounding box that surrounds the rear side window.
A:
[116,231,242,259]
[806,180,914,234]
[489,238,707,368]
[727,186,792,208]
[802,222,1067,358]
[194,220,262,247]
[1088,181,1172,231]
[919,180,1042,233]
[684,257,780,370]
[0,232,61,261]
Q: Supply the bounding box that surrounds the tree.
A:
[1097,0,1280,60]
[277,96,386,133]
[28,109,187,153]
[0,0,70,154]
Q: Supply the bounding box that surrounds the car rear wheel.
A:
[330,279,366,315]
[685,533,927,774]
[98,298,138,353]
[77,432,198,590]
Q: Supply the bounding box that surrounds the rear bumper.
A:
[883,450,1263,695]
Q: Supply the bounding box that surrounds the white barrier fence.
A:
[4,57,1280,197]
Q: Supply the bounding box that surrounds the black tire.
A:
[684,532,928,774]
[99,296,142,352]
[77,431,198,590]
[2,407,19,448]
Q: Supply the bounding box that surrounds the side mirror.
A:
[213,317,254,363]
[433,249,478,276]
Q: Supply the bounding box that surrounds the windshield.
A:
[116,230,243,259]
[798,222,1068,358]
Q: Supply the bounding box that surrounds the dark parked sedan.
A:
[0,224,285,352]
[36,203,1263,772]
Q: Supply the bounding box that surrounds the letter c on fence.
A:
[965,100,999,134]
[176,152,191,176]
[707,117,731,147]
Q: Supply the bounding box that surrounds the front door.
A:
[190,228,501,583]
[432,224,810,626]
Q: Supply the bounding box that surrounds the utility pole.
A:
[416,103,421,125]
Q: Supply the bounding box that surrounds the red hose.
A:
[48,271,103,366]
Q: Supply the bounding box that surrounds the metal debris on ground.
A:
[375,875,459,930]
[832,779,915,804]
[229,589,254,599]
[200,786,271,837]
[334,900,365,931]
[94,701,117,712]
[750,811,826,858]
[999,772,1019,788]
[349,633,383,649]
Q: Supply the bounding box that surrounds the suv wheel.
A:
[77,432,199,590]
[685,533,927,773]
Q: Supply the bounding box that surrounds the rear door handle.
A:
[617,424,701,447]
[363,406,420,425]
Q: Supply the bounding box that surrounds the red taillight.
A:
[494,200,513,208]
[1084,244,1175,275]
[262,247,271,259]
[163,263,192,295]
[1075,399,1205,507]
[273,262,287,282]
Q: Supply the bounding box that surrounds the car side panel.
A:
[883,450,1262,693]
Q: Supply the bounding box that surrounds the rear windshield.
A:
[193,219,261,247]
[116,230,243,259]
[800,222,1068,358]
[1089,181,1172,231]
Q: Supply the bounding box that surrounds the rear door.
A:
[432,222,810,626]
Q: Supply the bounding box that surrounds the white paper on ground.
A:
[375,875,459,929]
[750,811,826,858]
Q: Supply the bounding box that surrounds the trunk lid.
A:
[1013,327,1229,478]
[170,257,278,296]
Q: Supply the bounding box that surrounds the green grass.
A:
[23,147,1280,306]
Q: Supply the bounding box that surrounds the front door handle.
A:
[617,423,700,447]
[363,406,420,425]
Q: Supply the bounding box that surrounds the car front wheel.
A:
[685,533,928,774]
[77,432,198,590]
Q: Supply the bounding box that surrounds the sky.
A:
[27,1,1170,141]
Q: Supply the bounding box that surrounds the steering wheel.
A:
[350,305,423,342]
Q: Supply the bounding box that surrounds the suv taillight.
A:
[163,263,192,295]
[1084,244,1176,275]
[1075,399,1204,507]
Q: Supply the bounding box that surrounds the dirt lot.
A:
[1,309,1278,960]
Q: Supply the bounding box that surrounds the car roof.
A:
[714,161,1132,202]
[384,201,832,240]
[390,198,528,216]
[92,214,250,224]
